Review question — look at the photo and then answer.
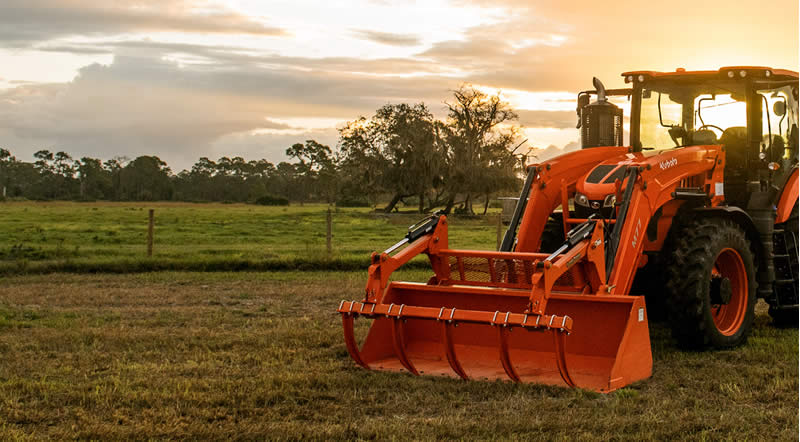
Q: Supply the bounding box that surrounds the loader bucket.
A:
[340,282,652,392]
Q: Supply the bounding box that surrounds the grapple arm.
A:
[363,214,449,303]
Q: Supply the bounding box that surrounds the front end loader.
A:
[338,67,799,392]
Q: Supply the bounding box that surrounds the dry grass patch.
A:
[0,271,796,440]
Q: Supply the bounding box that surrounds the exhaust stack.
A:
[580,77,624,148]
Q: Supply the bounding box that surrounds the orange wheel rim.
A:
[710,248,748,336]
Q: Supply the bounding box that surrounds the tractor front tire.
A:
[664,217,757,349]
[538,214,565,253]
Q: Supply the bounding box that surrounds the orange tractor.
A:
[337,67,799,392]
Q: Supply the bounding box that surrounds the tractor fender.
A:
[691,206,767,279]
[775,167,798,224]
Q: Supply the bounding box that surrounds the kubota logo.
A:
[659,158,677,170]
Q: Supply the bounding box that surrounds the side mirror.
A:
[774,101,787,117]
[577,94,590,113]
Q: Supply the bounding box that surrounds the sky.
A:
[0,0,797,171]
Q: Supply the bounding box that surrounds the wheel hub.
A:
[710,248,748,336]
[710,277,733,305]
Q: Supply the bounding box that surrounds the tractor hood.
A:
[574,149,670,213]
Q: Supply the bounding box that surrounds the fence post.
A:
[496,213,502,251]
[326,207,332,254]
[147,209,154,257]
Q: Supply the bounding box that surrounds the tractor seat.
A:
[693,129,718,145]
[719,126,748,172]
[719,126,747,147]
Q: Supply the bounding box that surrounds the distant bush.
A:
[254,195,290,206]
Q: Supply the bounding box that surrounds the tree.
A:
[0,148,16,197]
[53,151,75,179]
[286,140,336,204]
[76,157,112,200]
[103,157,126,200]
[442,85,521,214]
[272,161,299,202]
[30,149,78,199]
[339,103,445,213]
[118,156,172,201]
[33,150,55,174]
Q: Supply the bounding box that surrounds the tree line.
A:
[0,86,524,214]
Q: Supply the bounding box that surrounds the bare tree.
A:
[443,85,520,214]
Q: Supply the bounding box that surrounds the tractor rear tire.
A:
[664,217,757,349]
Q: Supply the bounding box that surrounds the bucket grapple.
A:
[337,211,652,391]
[338,67,799,392]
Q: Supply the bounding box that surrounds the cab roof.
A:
[621,66,798,82]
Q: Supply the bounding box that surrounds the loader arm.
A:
[605,145,724,295]
[513,146,628,253]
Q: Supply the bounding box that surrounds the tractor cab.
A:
[574,66,799,322]
[576,67,799,208]
[624,67,799,206]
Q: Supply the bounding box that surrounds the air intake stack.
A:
[579,77,623,148]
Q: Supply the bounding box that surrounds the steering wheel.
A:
[698,124,724,134]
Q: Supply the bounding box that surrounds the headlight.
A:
[603,194,617,208]
[575,193,589,207]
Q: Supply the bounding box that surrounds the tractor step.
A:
[672,187,708,200]
[770,227,798,308]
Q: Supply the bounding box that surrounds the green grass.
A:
[0,271,796,440]
[0,201,502,274]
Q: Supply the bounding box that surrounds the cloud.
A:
[352,30,421,47]
[0,0,287,48]
[0,55,291,167]
[0,48,459,170]
[517,110,577,129]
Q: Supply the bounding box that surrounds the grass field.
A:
[0,271,796,440]
[0,201,500,274]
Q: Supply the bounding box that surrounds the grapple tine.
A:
[552,329,576,388]
[341,313,370,370]
[440,321,468,380]
[391,317,419,375]
[497,325,521,382]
